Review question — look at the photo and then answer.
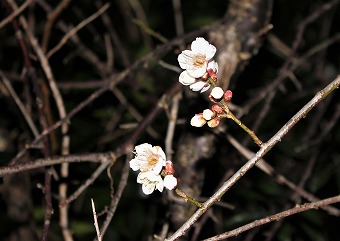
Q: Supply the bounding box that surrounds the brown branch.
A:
[203,194,340,240]
[0,0,33,29]
[0,153,110,177]
[226,134,340,216]
[41,0,72,53]
[97,155,130,240]
[165,75,340,241]
[0,71,39,138]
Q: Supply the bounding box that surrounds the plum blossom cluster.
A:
[177,37,234,128]
[130,143,177,195]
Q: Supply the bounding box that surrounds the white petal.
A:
[142,183,155,195]
[190,81,208,92]
[191,38,208,53]
[153,146,166,162]
[179,71,196,85]
[177,50,195,70]
[129,159,140,171]
[200,84,211,93]
[207,60,218,73]
[205,44,216,60]
[164,175,177,190]
[156,180,164,192]
[191,38,216,60]
[134,143,152,153]
[190,114,206,127]
[186,65,208,78]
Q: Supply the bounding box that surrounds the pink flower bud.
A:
[224,90,233,102]
[211,104,224,114]
[164,161,175,175]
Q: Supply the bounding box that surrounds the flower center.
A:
[148,156,158,166]
[193,54,206,67]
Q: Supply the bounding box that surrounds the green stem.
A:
[175,188,202,208]
[220,101,263,147]
[227,111,263,147]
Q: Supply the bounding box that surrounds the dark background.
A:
[0,0,339,240]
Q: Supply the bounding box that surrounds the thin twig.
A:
[0,153,110,177]
[0,0,33,29]
[165,92,182,160]
[0,71,40,137]
[97,155,130,240]
[91,198,102,241]
[41,0,71,52]
[47,3,110,58]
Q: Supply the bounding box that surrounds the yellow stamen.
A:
[194,54,206,67]
[148,157,158,166]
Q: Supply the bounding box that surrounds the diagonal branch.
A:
[165,75,340,241]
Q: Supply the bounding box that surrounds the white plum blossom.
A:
[163,175,177,190]
[178,37,216,78]
[178,38,217,93]
[130,143,166,175]
[137,171,164,195]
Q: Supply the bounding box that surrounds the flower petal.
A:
[177,50,195,70]
[191,37,216,60]
[200,84,211,93]
[190,81,209,92]
[207,60,218,73]
[179,71,196,85]
[186,65,208,78]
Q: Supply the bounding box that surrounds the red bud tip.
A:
[224,90,233,101]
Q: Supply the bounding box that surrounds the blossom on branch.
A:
[178,38,218,93]
[130,144,179,195]
[129,143,166,175]
[137,171,164,195]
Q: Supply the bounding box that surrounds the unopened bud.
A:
[224,90,233,102]
[164,161,175,175]
[164,175,177,190]
[190,113,206,127]
[210,87,224,100]
[211,104,224,114]
[202,109,215,120]
[207,117,221,128]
